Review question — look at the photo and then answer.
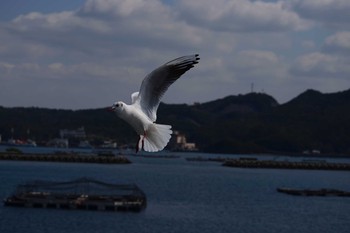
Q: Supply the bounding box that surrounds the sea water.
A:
[0,153,349,233]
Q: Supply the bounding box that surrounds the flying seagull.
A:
[109,54,200,153]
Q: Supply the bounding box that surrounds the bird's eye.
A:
[116,104,119,107]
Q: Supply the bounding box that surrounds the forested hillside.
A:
[1,89,350,155]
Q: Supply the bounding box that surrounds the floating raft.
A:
[3,177,146,212]
[223,159,350,171]
[277,188,350,197]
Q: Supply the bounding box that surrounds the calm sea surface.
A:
[0,153,349,233]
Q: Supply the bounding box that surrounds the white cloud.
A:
[48,62,64,71]
[291,52,350,78]
[7,0,204,59]
[302,40,316,49]
[291,30,350,77]
[324,31,350,55]
[229,50,289,95]
[80,0,168,18]
[234,50,279,69]
[176,0,311,32]
[289,40,350,95]
[290,0,350,29]
[1,0,350,108]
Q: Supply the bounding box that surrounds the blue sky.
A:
[0,0,349,109]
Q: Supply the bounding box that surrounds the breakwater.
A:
[223,159,350,171]
[277,187,350,197]
[0,153,131,164]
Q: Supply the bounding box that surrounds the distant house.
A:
[170,131,198,151]
[47,138,69,148]
[60,127,86,139]
[302,149,321,155]
[101,140,118,148]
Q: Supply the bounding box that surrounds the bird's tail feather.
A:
[142,123,172,152]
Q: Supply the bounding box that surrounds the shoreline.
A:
[0,153,131,164]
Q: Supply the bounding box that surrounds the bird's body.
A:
[110,54,200,152]
[113,101,152,135]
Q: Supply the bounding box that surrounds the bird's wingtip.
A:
[193,54,200,63]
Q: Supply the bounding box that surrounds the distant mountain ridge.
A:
[1,89,350,155]
[197,93,279,115]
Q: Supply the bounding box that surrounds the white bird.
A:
[109,54,200,153]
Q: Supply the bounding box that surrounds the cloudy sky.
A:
[0,0,349,109]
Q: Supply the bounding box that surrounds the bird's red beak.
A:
[107,106,114,112]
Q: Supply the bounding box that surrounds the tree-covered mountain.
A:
[1,89,350,155]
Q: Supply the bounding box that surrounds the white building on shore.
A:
[170,131,197,151]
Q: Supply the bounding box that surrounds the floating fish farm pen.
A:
[3,177,146,212]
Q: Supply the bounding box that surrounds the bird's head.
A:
[108,101,125,114]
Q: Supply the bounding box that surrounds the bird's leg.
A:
[135,138,140,153]
[142,132,146,151]
[135,134,146,153]
[136,135,142,153]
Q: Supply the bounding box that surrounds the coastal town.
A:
[0,126,198,155]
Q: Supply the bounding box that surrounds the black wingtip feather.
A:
[194,54,200,62]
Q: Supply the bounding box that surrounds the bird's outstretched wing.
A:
[134,54,200,122]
